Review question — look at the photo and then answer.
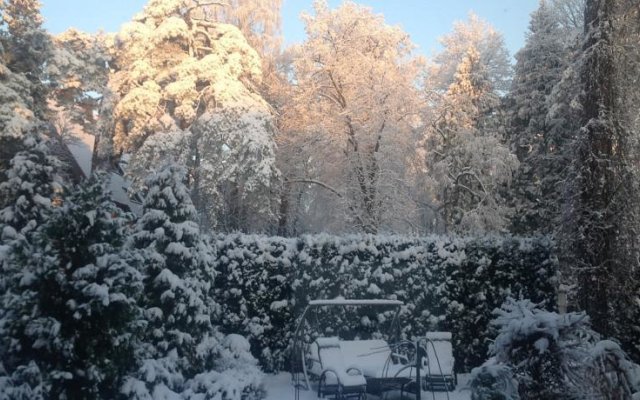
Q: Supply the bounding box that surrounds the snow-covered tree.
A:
[0,0,54,177]
[124,163,263,398]
[279,0,424,234]
[427,12,512,93]
[506,0,575,234]
[0,46,40,175]
[106,0,279,232]
[561,0,640,361]
[46,29,112,147]
[210,0,281,60]
[0,133,61,381]
[0,175,144,399]
[421,45,517,233]
[0,0,51,116]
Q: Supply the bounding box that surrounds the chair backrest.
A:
[424,332,454,376]
[315,337,346,371]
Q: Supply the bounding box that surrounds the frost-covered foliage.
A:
[489,299,593,399]
[0,62,35,141]
[0,0,52,173]
[279,0,424,234]
[0,57,39,174]
[421,44,517,234]
[212,234,557,372]
[427,12,512,92]
[125,164,264,399]
[46,28,113,148]
[0,0,51,79]
[0,133,62,397]
[209,0,282,59]
[471,298,640,400]
[0,0,52,125]
[0,175,144,399]
[560,0,640,365]
[107,0,279,231]
[0,133,62,235]
[506,0,579,234]
[470,363,519,400]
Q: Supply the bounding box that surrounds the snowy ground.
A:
[264,373,471,400]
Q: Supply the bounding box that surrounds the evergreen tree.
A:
[0,175,144,399]
[125,163,217,395]
[107,0,279,232]
[506,0,576,234]
[0,0,52,115]
[0,62,38,176]
[0,132,61,399]
[0,133,61,236]
[0,0,52,175]
[563,0,640,360]
[425,46,518,233]
[123,163,264,399]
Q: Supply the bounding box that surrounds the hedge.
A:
[212,234,557,372]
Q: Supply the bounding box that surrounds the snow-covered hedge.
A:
[212,234,557,372]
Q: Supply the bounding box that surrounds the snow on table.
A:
[263,373,471,400]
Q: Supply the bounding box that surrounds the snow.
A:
[308,299,403,307]
[263,373,471,400]
[424,337,455,376]
[426,332,452,341]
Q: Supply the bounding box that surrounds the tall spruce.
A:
[507,0,571,234]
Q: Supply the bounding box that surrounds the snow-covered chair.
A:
[422,332,456,391]
[340,339,416,396]
[308,337,367,399]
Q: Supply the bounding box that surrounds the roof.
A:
[308,299,403,307]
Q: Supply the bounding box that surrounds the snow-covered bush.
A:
[470,363,519,400]
[488,298,595,399]
[182,334,265,400]
[471,298,640,400]
[0,175,144,399]
[212,234,557,372]
[0,133,62,238]
[587,340,640,399]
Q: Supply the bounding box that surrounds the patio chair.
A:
[308,337,367,400]
[422,332,456,391]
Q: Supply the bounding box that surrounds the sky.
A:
[41,0,540,58]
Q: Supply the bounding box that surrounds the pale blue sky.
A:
[41,0,539,58]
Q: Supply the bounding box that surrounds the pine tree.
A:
[107,0,280,232]
[0,175,144,399]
